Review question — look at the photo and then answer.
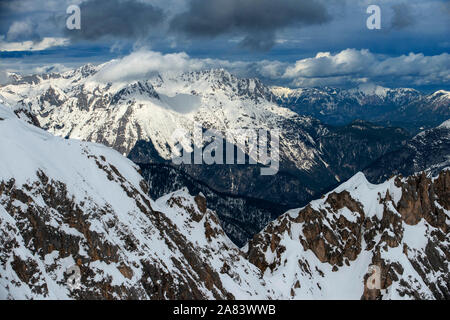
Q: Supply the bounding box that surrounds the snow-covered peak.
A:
[431,89,450,97]
[0,104,141,189]
[352,83,389,98]
[246,169,450,299]
[271,86,305,99]
[320,172,402,219]
[153,69,272,101]
[63,63,101,80]
[110,81,160,105]
[429,90,450,102]
[438,119,450,129]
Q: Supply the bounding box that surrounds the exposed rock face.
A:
[246,171,449,300]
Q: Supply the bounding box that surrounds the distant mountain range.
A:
[364,120,450,183]
[272,85,449,133]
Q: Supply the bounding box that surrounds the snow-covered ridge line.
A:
[438,119,450,129]
[271,84,448,100]
[0,104,271,300]
[245,168,450,300]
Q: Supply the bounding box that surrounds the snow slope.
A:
[246,171,450,300]
[0,103,270,299]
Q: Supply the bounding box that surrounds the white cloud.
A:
[93,49,291,84]
[284,49,377,78]
[2,47,449,90]
[93,50,209,83]
[98,48,448,89]
[282,48,450,88]
[0,37,70,52]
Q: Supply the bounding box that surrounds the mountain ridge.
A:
[1,106,448,299]
[272,85,449,132]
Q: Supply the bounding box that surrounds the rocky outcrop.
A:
[246,171,449,300]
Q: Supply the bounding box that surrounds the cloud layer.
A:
[170,0,330,50]
[391,3,415,30]
[282,49,450,88]
[65,0,165,41]
[93,50,206,82]
[90,48,450,90]
[0,36,69,52]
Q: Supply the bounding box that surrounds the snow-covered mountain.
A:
[272,85,450,132]
[0,65,409,187]
[0,93,39,127]
[246,170,450,299]
[364,119,450,183]
[1,106,448,299]
[0,103,269,299]
[0,66,284,157]
[0,66,410,174]
[0,66,414,245]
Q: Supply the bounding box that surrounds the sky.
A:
[0,0,449,91]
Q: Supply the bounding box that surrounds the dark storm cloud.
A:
[64,0,165,41]
[0,0,21,32]
[240,32,276,52]
[391,3,415,30]
[169,0,331,51]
